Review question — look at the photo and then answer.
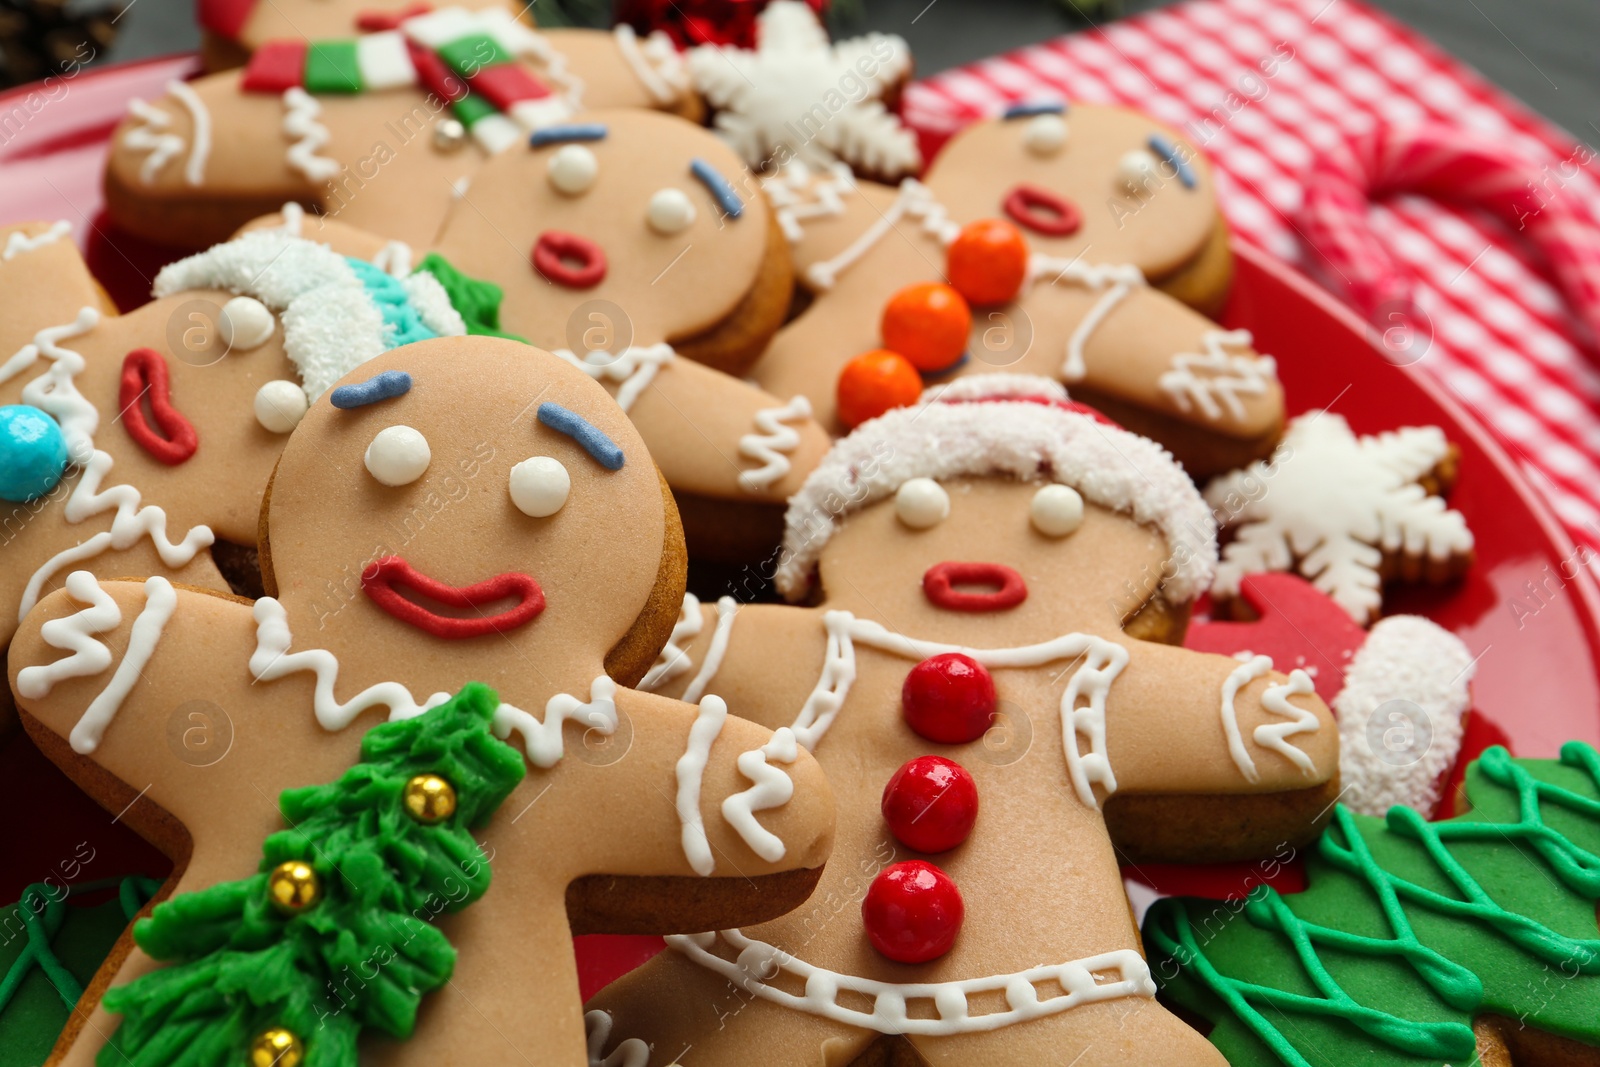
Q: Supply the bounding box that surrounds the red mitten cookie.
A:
[750,103,1286,477]
[587,374,1338,1067]
[9,338,836,1066]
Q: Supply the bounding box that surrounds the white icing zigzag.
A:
[0,306,101,460]
[15,570,121,701]
[762,160,856,244]
[1159,328,1278,423]
[552,344,675,413]
[1218,655,1322,784]
[123,81,211,186]
[612,24,688,106]
[283,87,341,184]
[71,575,176,754]
[802,178,957,290]
[666,928,1154,1036]
[721,726,799,862]
[1335,615,1474,817]
[3,220,71,261]
[737,395,812,492]
[1205,412,1475,621]
[639,592,703,692]
[585,1009,651,1067]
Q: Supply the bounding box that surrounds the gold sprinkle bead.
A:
[250,1026,303,1067]
[266,861,320,913]
[404,773,458,824]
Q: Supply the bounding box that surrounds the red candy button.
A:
[862,860,964,963]
[947,219,1029,306]
[882,756,979,853]
[902,653,997,744]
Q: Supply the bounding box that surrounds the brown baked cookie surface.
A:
[10,339,836,1067]
[586,376,1337,1067]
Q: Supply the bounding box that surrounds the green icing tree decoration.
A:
[98,682,526,1067]
[1145,743,1600,1067]
[413,253,529,343]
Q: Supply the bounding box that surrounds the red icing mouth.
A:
[1002,184,1083,237]
[362,556,545,639]
[533,230,608,289]
[922,562,1028,612]
[120,348,198,466]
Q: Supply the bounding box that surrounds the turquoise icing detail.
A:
[344,257,438,350]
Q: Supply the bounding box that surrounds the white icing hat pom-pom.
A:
[548,144,599,195]
[510,456,571,517]
[1116,149,1160,194]
[1031,483,1084,536]
[895,477,950,529]
[647,188,697,235]
[220,296,275,350]
[1024,114,1068,157]
[365,425,431,486]
[254,379,308,434]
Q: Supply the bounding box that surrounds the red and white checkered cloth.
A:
[903,0,1600,544]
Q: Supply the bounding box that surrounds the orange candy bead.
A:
[947,219,1029,306]
[881,283,971,372]
[837,349,923,429]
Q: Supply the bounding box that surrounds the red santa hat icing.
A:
[776,374,1218,601]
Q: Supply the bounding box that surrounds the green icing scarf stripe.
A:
[1145,741,1600,1067]
[411,253,528,343]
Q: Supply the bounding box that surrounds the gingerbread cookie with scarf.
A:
[106,5,694,248]
[242,107,827,558]
[9,338,836,1067]
[750,102,1284,478]
[587,376,1337,1067]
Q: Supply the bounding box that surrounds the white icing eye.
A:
[220,296,274,351]
[1024,114,1068,157]
[895,477,949,529]
[548,144,598,195]
[1031,484,1084,537]
[365,425,431,486]
[509,455,570,517]
[647,188,696,235]
[254,379,308,434]
[1116,149,1161,195]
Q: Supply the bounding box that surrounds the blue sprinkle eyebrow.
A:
[1147,134,1196,189]
[530,123,609,148]
[1003,100,1067,119]
[690,158,743,219]
[537,402,625,470]
[330,369,412,409]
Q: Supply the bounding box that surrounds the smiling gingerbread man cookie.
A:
[749,103,1286,478]
[585,375,1338,1067]
[105,5,694,249]
[9,337,836,1066]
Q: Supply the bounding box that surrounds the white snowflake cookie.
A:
[687,0,920,179]
[1205,411,1474,622]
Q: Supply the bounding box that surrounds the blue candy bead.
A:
[0,404,69,502]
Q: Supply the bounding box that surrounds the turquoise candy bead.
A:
[0,404,69,502]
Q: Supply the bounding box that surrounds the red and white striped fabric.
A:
[903,0,1600,544]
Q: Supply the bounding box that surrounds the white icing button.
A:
[647,188,697,235]
[254,379,308,434]
[509,455,570,517]
[1024,113,1068,157]
[365,425,431,486]
[219,296,274,351]
[895,477,950,529]
[1116,149,1160,195]
[548,144,598,196]
[1031,483,1084,537]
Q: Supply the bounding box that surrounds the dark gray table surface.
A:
[101,0,1599,143]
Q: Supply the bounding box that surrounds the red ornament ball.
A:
[901,653,997,744]
[881,755,979,853]
[947,219,1029,306]
[881,282,971,372]
[862,860,965,963]
[836,349,923,429]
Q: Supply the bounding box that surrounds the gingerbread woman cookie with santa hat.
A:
[106,4,695,248]
[749,102,1285,478]
[586,375,1338,1067]
[9,337,837,1066]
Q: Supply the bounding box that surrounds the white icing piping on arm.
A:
[665,928,1155,1035]
[761,161,856,244]
[673,695,727,876]
[124,82,210,185]
[803,178,957,290]
[1219,655,1322,784]
[721,726,799,862]
[0,308,101,460]
[639,592,703,692]
[553,344,675,412]
[585,1010,651,1067]
[283,87,342,184]
[613,24,688,105]
[4,221,71,260]
[738,396,812,492]
[1159,329,1277,422]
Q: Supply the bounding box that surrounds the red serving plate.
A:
[5,54,1600,1001]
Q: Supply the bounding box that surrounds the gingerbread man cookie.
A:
[586,376,1337,1067]
[748,102,1285,478]
[243,107,829,559]
[106,5,695,248]
[9,338,837,1066]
